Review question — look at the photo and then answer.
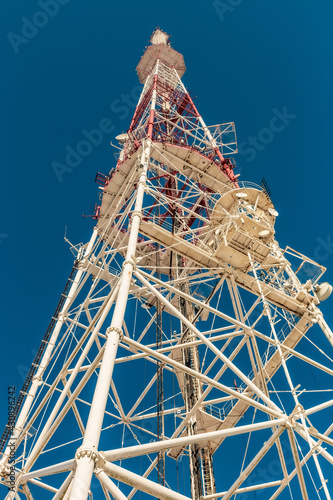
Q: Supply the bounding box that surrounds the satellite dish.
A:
[315,282,333,302]
[259,230,270,238]
[236,192,247,198]
[115,133,128,144]
[268,207,279,217]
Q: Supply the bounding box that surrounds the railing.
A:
[217,180,263,198]
[204,404,227,420]
[237,180,263,191]
[95,172,110,187]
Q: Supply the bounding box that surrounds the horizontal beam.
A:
[103,461,190,500]
[123,336,284,420]
[221,427,284,500]
[102,418,287,462]
[26,477,58,493]
[116,330,243,363]
[21,459,74,481]
[203,480,282,498]
[134,269,281,412]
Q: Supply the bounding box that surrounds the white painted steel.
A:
[96,470,129,500]
[103,461,191,500]
[52,472,74,500]
[69,143,151,499]
[221,426,285,500]
[102,419,287,462]
[133,269,282,413]
[2,30,333,500]
[21,284,121,476]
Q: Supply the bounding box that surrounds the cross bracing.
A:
[1,29,333,500]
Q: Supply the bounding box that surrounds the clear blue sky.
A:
[1,0,333,497]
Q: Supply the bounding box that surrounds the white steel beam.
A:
[318,315,333,349]
[116,330,243,364]
[304,398,333,417]
[168,336,248,440]
[133,270,283,413]
[52,472,74,500]
[287,428,309,500]
[103,461,191,500]
[21,344,106,475]
[203,480,283,498]
[127,457,158,500]
[221,426,284,500]
[294,425,333,466]
[269,422,333,499]
[26,478,57,493]
[297,414,331,499]
[252,330,333,378]
[102,419,286,462]
[69,140,152,500]
[95,469,128,500]
[8,285,119,461]
[22,460,74,481]
[123,336,284,420]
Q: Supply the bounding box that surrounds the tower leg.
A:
[69,143,150,500]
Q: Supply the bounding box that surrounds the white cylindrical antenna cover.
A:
[315,282,333,302]
[151,29,169,45]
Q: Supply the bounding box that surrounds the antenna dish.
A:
[268,207,279,217]
[315,282,333,302]
[236,192,247,198]
[259,230,270,238]
[115,133,128,144]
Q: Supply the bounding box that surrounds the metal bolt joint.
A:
[123,256,137,270]
[78,258,88,269]
[131,210,143,221]
[93,466,104,476]
[0,463,11,478]
[58,313,67,322]
[290,404,305,424]
[105,326,123,340]
[75,446,99,465]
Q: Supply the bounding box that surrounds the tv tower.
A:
[1,29,333,499]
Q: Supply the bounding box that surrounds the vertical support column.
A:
[147,61,159,140]
[69,142,150,500]
[155,177,165,487]
[124,73,152,158]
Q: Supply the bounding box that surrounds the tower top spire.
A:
[136,29,185,84]
[150,29,170,46]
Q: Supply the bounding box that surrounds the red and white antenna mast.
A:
[1,29,333,500]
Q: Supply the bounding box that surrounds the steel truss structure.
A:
[1,29,333,500]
